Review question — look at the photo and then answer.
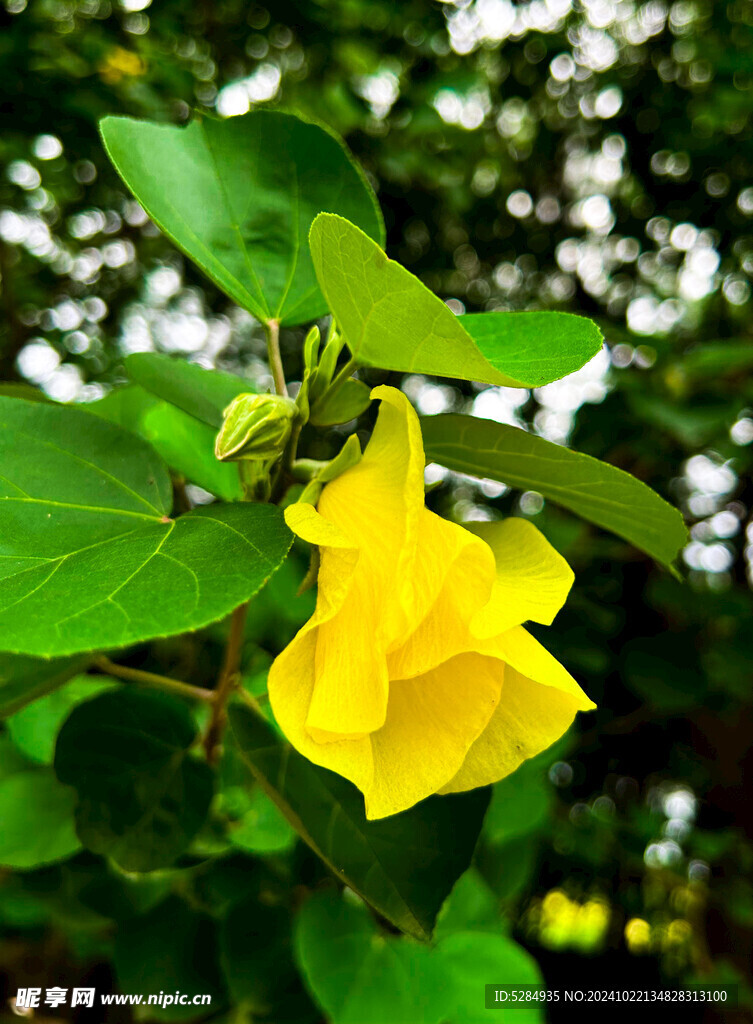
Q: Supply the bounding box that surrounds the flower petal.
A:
[470,518,574,638]
[364,652,504,819]
[306,562,391,736]
[439,627,595,794]
[317,385,425,644]
[480,625,595,709]
[268,626,375,792]
[299,387,426,735]
[437,662,586,794]
[387,509,496,679]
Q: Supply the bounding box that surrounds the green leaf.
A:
[484,768,551,845]
[295,893,446,1024]
[125,353,252,429]
[229,786,297,855]
[115,896,226,1019]
[85,382,158,430]
[421,413,687,568]
[54,688,215,872]
[0,770,82,869]
[0,653,88,717]
[439,931,544,1023]
[309,213,602,387]
[310,378,372,426]
[0,397,292,656]
[100,111,384,326]
[221,896,315,1018]
[140,402,244,502]
[295,892,545,1024]
[6,674,115,763]
[89,381,243,501]
[228,705,489,941]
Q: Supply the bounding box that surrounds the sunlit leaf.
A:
[310,213,602,387]
[0,398,292,656]
[101,111,384,325]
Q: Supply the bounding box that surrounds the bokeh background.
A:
[1,0,752,1020]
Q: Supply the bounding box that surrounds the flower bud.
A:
[215,393,297,462]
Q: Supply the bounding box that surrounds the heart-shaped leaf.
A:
[421,413,687,569]
[101,111,385,326]
[228,705,490,941]
[55,689,214,872]
[0,397,292,656]
[309,213,602,387]
[295,891,545,1024]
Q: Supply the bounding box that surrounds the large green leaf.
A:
[309,213,602,387]
[0,397,292,656]
[295,891,544,1024]
[0,653,87,717]
[0,769,82,869]
[55,689,215,872]
[89,379,243,501]
[421,413,687,568]
[124,353,252,429]
[100,111,384,326]
[228,705,489,941]
[140,402,244,502]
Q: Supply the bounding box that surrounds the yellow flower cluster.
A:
[269,386,595,819]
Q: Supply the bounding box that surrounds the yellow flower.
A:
[268,386,595,819]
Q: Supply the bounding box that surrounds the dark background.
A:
[0,0,752,1021]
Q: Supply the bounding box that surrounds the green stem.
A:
[202,601,249,763]
[236,686,268,715]
[94,655,216,703]
[264,318,287,397]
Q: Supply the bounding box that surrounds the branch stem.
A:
[203,601,249,762]
[264,318,287,396]
[94,656,215,703]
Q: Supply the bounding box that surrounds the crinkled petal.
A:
[438,662,587,794]
[317,385,425,645]
[439,627,595,794]
[268,627,374,792]
[469,518,574,638]
[479,625,595,708]
[364,652,504,819]
[299,387,426,735]
[306,561,391,736]
[387,510,496,680]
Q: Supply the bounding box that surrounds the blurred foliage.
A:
[1,0,753,1021]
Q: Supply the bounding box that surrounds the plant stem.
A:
[264,318,287,396]
[202,601,249,763]
[236,686,268,715]
[94,655,216,703]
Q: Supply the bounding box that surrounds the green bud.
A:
[215,393,297,462]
